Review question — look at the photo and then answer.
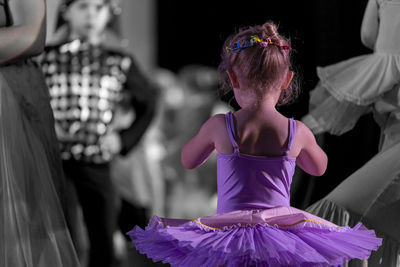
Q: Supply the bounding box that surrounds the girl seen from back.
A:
[127,22,381,266]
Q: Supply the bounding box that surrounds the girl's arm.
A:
[360,0,379,50]
[0,0,46,64]
[296,122,328,176]
[181,115,219,169]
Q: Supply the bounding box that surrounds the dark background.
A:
[156,0,381,208]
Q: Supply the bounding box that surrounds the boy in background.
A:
[39,0,158,266]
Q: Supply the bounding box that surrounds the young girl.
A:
[127,22,382,266]
[303,0,400,265]
[0,0,79,266]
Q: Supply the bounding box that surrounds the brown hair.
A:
[218,21,299,106]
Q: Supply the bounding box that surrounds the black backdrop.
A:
[156,0,380,208]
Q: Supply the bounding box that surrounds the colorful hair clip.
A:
[226,35,290,53]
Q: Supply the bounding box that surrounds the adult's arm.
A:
[0,0,46,64]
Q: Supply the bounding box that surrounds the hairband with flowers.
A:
[226,35,290,53]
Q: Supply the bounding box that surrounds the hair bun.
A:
[262,22,280,42]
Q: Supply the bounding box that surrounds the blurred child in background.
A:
[38,0,157,266]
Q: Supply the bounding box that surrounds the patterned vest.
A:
[41,39,133,163]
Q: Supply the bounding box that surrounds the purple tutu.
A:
[127,206,382,267]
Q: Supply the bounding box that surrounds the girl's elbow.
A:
[181,149,195,169]
[314,158,328,176]
[181,157,194,169]
[361,39,374,51]
[313,165,327,177]
[360,32,376,50]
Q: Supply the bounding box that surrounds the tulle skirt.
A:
[307,141,400,266]
[127,206,381,267]
[303,52,400,135]
[0,61,79,267]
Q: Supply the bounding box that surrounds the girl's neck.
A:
[241,99,278,114]
[235,88,281,113]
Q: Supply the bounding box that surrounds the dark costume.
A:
[39,38,157,267]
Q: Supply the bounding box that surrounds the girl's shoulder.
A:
[201,113,229,141]
[211,112,227,120]
[205,113,227,129]
[279,119,319,159]
[292,119,320,149]
[293,119,312,138]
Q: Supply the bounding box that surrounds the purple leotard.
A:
[217,112,295,213]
